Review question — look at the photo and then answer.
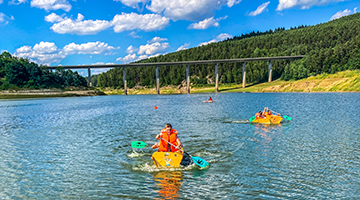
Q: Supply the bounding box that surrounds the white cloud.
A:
[8,0,26,5]
[116,53,137,62]
[15,46,33,54]
[249,1,270,16]
[14,41,118,65]
[199,33,232,46]
[138,42,170,55]
[276,0,344,11]
[129,31,142,38]
[63,41,118,55]
[48,13,111,35]
[137,54,149,60]
[0,0,3,4]
[146,0,241,21]
[117,36,170,63]
[31,0,72,12]
[111,12,170,32]
[148,53,161,58]
[0,12,14,24]
[216,33,232,40]
[114,0,148,11]
[330,9,352,20]
[147,36,168,43]
[92,68,112,75]
[188,16,227,29]
[15,42,65,65]
[0,13,6,22]
[45,13,64,23]
[46,12,169,35]
[176,43,190,51]
[227,0,241,7]
[33,41,59,54]
[114,0,147,7]
[126,45,139,54]
[116,54,150,63]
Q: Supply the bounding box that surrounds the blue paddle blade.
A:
[283,115,292,121]
[192,156,209,168]
[131,141,147,148]
[249,116,256,122]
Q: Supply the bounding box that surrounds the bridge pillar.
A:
[88,68,92,87]
[268,60,272,82]
[242,62,246,88]
[123,67,127,95]
[186,65,190,94]
[215,63,219,92]
[156,66,160,94]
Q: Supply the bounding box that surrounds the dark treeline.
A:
[97,13,360,88]
[0,51,87,90]
[228,26,308,42]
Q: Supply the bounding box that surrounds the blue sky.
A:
[0,0,358,75]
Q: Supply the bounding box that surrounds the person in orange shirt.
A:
[255,111,262,119]
[267,110,273,116]
[152,123,182,152]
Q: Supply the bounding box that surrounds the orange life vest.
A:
[263,112,268,118]
[158,129,179,152]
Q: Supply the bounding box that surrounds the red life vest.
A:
[158,129,179,152]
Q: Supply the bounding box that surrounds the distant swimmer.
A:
[203,96,214,103]
[154,105,158,109]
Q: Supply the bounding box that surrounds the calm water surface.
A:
[0,93,359,199]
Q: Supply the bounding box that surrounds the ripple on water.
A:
[0,93,360,199]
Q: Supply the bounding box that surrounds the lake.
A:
[0,93,359,199]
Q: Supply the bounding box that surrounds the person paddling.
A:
[255,111,262,119]
[152,123,182,152]
[255,107,280,119]
[208,96,212,101]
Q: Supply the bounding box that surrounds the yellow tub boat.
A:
[151,150,192,168]
[251,115,283,124]
[152,151,183,167]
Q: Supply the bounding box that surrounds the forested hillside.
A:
[0,51,87,90]
[97,13,360,88]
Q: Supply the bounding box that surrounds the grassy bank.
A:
[0,88,106,99]
[1,70,358,99]
[100,70,360,95]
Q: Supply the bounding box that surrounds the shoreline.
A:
[0,89,105,99]
[100,70,360,95]
[1,70,359,99]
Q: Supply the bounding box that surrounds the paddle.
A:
[131,141,147,148]
[131,140,210,168]
[271,110,292,121]
[282,115,292,121]
[249,116,256,122]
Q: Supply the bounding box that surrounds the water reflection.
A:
[253,124,283,156]
[153,171,183,200]
[254,124,274,142]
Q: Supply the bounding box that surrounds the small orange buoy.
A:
[154,105,157,109]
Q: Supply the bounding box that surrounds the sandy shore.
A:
[0,89,104,99]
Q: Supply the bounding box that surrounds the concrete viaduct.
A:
[47,55,304,95]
